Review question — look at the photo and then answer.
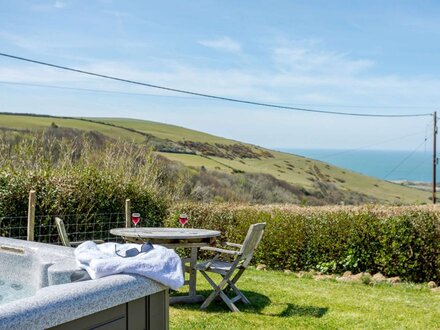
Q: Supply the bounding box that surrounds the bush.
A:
[0,133,181,237]
[1,131,439,283]
[166,203,440,282]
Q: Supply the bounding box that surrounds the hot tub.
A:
[0,237,169,330]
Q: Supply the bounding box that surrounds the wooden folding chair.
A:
[55,217,104,247]
[195,223,266,312]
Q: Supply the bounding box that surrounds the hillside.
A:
[0,113,431,204]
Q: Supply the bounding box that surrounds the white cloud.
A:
[1,36,438,114]
[54,1,66,8]
[102,10,133,18]
[2,40,437,150]
[0,31,39,51]
[31,1,67,11]
[199,37,242,53]
[272,41,374,75]
[0,48,438,108]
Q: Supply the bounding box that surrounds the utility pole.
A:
[433,111,437,204]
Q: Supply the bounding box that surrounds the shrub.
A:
[1,131,439,283]
[166,203,440,282]
[0,133,180,233]
[361,274,372,285]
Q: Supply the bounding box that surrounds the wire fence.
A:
[0,216,28,240]
[0,213,126,245]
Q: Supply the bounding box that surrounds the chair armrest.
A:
[200,246,241,255]
[221,242,243,249]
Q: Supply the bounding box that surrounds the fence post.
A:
[125,199,131,228]
[27,190,36,241]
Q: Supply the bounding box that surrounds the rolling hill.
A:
[0,112,431,204]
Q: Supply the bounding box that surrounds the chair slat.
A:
[239,223,266,268]
[196,222,266,312]
[55,217,71,247]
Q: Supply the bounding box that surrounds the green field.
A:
[0,113,431,204]
[92,117,236,144]
[170,269,440,330]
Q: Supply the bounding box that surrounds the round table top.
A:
[110,227,221,240]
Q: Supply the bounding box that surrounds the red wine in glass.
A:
[132,213,140,227]
[179,213,188,227]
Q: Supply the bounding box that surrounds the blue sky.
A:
[0,0,439,150]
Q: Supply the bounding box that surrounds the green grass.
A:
[100,118,430,204]
[0,113,145,142]
[162,153,233,171]
[94,117,236,144]
[0,113,431,204]
[170,269,440,329]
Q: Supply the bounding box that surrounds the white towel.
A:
[74,241,184,290]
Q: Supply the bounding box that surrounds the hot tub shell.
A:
[0,237,168,330]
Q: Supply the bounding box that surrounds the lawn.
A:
[170,269,440,329]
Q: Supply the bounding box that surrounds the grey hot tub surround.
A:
[0,237,169,330]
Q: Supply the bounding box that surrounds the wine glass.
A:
[132,213,140,228]
[179,213,188,228]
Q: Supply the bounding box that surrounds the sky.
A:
[0,0,439,151]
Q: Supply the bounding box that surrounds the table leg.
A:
[189,247,198,297]
[169,247,205,304]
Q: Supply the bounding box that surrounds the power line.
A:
[316,130,429,159]
[402,157,429,177]
[0,52,433,118]
[273,99,437,110]
[0,80,202,100]
[319,117,433,159]
[0,80,435,110]
[383,138,428,179]
[275,103,436,110]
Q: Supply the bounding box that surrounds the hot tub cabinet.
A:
[49,291,168,330]
[0,237,169,330]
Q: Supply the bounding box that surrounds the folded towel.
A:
[74,241,184,290]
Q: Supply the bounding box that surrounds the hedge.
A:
[166,203,440,282]
[1,134,439,282]
[0,135,178,240]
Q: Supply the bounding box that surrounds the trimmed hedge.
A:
[166,203,440,282]
[2,133,439,282]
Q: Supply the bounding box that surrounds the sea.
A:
[279,148,433,183]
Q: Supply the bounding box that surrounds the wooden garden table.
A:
[110,227,221,304]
